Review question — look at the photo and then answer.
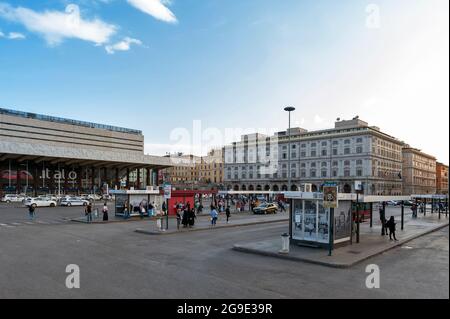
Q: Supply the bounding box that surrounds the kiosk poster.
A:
[323,186,338,208]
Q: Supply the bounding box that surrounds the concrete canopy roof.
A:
[0,140,174,169]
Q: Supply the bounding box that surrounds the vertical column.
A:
[77,167,83,195]
[369,202,373,228]
[33,162,38,197]
[137,168,141,190]
[126,168,130,189]
[146,168,151,188]
[115,168,120,190]
[91,167,95,193]
[16,160,21,194]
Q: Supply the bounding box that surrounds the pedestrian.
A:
[379,203,388,236]
[188,208,196,227]
[85,202,93,223]
[225,206,231,223]
[385,216,398,241]
[28,205,36,220]
[210,206,218,227]
[139,204,146,220]
[176,209,182,230]
[102,202,109,221]
[182,208,189,228]
[411,203,418,218]
[123,207,130,219]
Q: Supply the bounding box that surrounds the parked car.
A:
[386,200,398,206]
[1,194,25,203]
[80,194,102,201]
[37,194,58,201]
[60,197,89,207]
[253,203,278,215]
[23,197,57,208]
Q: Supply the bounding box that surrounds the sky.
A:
[0,0,449,163]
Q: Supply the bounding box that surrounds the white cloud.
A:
[0,29,25,40]
[127,0,177,23]
[7,31,25,39]
[105,37,142,54]
[0,3,116,46]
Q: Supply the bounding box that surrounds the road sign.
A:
[163,183,172,200]
[355,181,363,192]
[323,185,338,208]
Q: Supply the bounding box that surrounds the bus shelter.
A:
[411,194,449,217]
[110,189,164,217]
[284,192,416,253]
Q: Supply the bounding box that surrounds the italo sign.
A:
[40,168,78,180]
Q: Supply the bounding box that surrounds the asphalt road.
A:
[0,210,447,299]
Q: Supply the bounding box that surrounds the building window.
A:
[356,137,363,143]
[321,141,327,146]
[344,148,351,155]
[311,151,317,157]
[344,139,351,144]
[322,150,327,156]
[333,149,338,156]
[332,161,338,167]
[344,160,350,166]
[344,170,350,177]
[356,160,363,165]
[301,152,306,157]
[332,169,338,177]
[321,170,327,177]
[356,169,363,177]
[356,146,363,154]
[311,163,316,168]
[311,170,316,178]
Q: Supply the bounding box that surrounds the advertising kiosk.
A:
[284,191,356,248]
[110,189,164,217]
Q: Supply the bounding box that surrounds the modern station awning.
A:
[0,140,173,170]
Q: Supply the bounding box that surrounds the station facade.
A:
[0,108,173,196]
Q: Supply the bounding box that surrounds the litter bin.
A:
[279,233,290,254]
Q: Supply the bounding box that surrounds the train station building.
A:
[0,107,173,196]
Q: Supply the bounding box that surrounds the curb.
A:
[232,221,449,269]
[135,218,288,236]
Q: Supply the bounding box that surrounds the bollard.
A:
[279,233,290,254]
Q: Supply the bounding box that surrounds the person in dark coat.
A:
[188,208,196,227]
[102,202,109,221]
[225,206,231,223]
[385,216,398,241]
[182,208,189,228]
[379,204,388,236]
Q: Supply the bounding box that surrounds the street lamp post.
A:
[284,107,296,191]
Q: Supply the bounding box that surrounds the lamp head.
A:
[284,106,295,112]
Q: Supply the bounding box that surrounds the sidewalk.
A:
[233,213,449,268]
[135,212,289,235]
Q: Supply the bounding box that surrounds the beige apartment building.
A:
[161,154,201,186]
[436,162,449,195]
[198,149,224,185]
[402,146,437,195]
[161,149,224,189]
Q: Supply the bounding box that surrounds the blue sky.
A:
[0,0,449,163]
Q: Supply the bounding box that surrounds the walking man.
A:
[85,202,93,224]
[225,206,231,223]
[28,205,36,221]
